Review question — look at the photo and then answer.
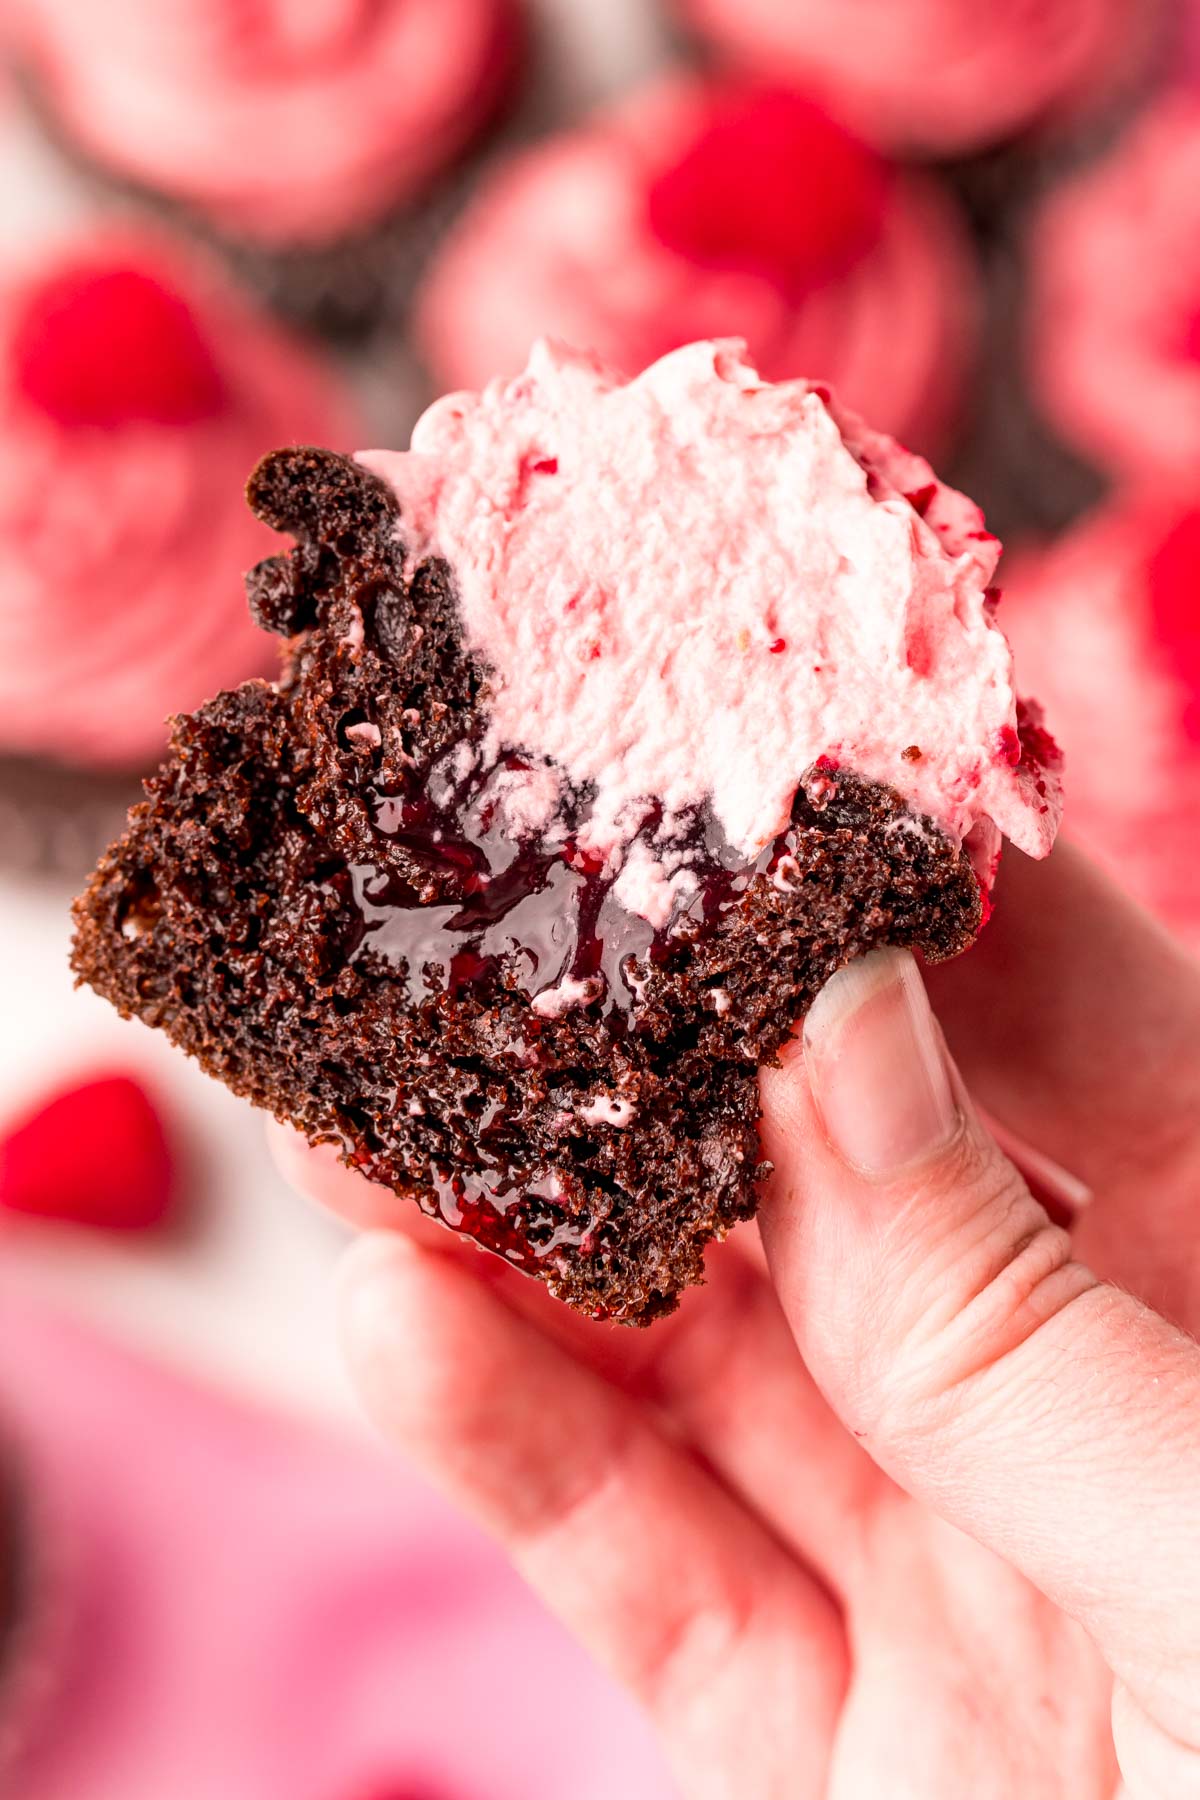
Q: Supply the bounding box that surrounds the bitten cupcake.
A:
[9,0,521,330]
[671,0,1159,155]
[74,339,1061,1322]
[1003,495,1200,945]
[414,79,979,455]
[0,230,360,771]
[1029,96,1200,486]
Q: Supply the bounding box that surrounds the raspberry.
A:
[647,86,889,297]
[11,261,226,428]
[0,1072,175,1230]
[1146,507,1200,740]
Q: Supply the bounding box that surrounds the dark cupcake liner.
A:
[0,755,140,883]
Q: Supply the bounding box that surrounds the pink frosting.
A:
[415,77,978,457]
[1030,95,1200,485]
[672,0,1159,153]
[1003,496,1200,945]
[13,0,518,244]
[360,340,1060,897]
[0,232,360,770]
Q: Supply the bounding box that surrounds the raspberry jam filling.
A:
[339,739,822,1019]
[328,739,850,1272]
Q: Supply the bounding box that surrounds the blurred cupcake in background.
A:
[1029,96,1200,487]
[1002,495,1200,945]
[671,0,1159,156]
[8,0,523,334]
[0,228,360,782]
[414,78,980,456]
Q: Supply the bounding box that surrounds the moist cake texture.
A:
[72,342,1061,1323]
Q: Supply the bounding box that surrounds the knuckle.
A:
[851,1144,1098,1454]
[635,1585,759,1719]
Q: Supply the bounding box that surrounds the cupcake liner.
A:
[940,231,1108,543]
[0,755,140,883]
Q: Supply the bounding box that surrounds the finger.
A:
[924,841,1200,1194]
[274,1120,884,1585]
[760,947,1200,1762]
[268,1121,448,1242]
[340,1232,847,1800]
[977,1110,1093,1228]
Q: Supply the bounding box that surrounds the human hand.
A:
[273,844,1200,1799]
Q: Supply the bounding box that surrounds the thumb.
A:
[760,948,1200,1781]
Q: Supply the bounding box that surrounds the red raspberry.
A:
[647,86,889,297]
[1146,507,1200,741]
[10,260,227,428]
[0,1072,175,1230]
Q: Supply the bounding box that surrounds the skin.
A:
[273,842,1200,1800]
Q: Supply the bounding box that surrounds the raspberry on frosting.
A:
[671,0,1160,154]
[646,87,889,297]
[0,230,361,769]
[414,75,978,456]
[11,262,226,428]
[1146,508,1200,741]
[1030,97,1200,484]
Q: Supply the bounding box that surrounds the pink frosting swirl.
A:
[13,0,519,244]
[0,231,360,770]
[1030,95,1200,485]
[1003,493,1200,945]
[672,0,1159,153]
[415,77,979,456]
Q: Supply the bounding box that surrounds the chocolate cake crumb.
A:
[72,448,982,1324]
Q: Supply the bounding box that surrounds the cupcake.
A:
[0,228,360,775]
[73,339,1061,1323]
[10,0,522,331]
[414,78,979,457]
[1029,95,1200,487]
[1003,495,1200,945]
[672,0,1160,156]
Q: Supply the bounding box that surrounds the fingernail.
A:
[803,947,959,1180]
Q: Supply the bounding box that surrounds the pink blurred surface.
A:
[0,1297,672,1800]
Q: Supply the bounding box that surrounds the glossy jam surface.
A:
[328,740,842,1275]
[339,737,800,1023]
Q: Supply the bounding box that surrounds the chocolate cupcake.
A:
[72,341,1061,1323]
[414,76,980,458]
[0,225,361,875]
[10,0,524,336]
[1004,494,1200,947]
[1028,94,1200,487]
[671,0,1163,156]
